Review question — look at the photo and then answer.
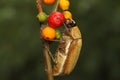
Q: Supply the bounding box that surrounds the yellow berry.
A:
[41,26,56,40]
[59,0,70,10]
[63,11,72,19]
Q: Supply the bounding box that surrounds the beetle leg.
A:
[63,23,70,33]
[42,38,65,43]
[45,45,57,63]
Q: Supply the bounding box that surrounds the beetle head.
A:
[64,19,76,28]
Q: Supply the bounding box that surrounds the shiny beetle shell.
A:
[52,24,82,76]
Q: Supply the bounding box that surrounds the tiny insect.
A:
[52,19,82,76]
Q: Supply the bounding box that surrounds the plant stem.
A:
[36,0,54,80]
[36,0,43,13]
[54,0,60,11]
[43,41,54,80]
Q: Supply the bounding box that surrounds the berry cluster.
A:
[37,0,72,41]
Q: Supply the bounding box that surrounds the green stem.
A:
[54,0,60,11]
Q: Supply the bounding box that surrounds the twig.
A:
[36,0,43,13]
[54,0,60,11]
[36,0,54,80]
[43,41,54,80]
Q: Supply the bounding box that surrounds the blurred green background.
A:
[0,0,120,80]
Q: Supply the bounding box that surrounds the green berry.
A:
[37,12,48,22]
[56,30,61,39]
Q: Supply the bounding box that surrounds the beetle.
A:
[52,19,82,76]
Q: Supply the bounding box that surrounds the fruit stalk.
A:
[54,0,60,11]
[36,0,54,80]
[43,42,54,80]
[36,0,43,13]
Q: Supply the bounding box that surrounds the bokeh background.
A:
[0,0,120,80]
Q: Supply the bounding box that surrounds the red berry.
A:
[48,11,65,28]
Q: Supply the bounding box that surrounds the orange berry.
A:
[63,11,72,19]
[41,26,56,40]
[43,0,55,5]
[59,0,70,10]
